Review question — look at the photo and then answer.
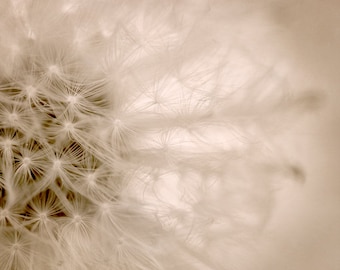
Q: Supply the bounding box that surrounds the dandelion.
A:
[0,0,330,269]
[0,230,33,270]
[0,128,21,160]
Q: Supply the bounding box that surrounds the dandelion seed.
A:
[14,139,48,185]
[61,79,112,115]
[58,196,96,260]
[34,44,77,86]
[9,76,47,110]
[0,206,23,228]
[25,190,64,238]
[0,103,38,137]
[46,156,73,189]
[0,208,10,226]
[0,129,21,162]
[43,112,84,145]
[0,230,32,270]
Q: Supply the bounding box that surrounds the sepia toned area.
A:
[0,0,339,269]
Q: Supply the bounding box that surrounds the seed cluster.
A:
[0,1,309,269]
